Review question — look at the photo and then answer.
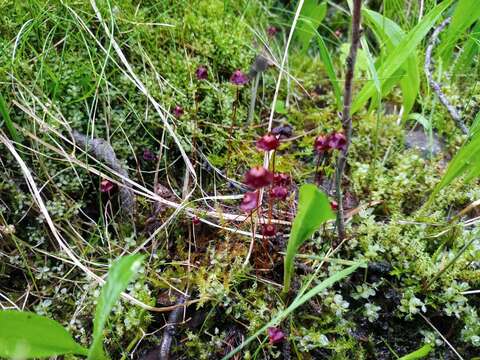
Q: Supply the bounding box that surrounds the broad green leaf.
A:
[222,262,364,360]
[398,344,433,359]
[0,311,88,358]
[441,0,480,65]
[283,184,335,292]
[295,0,327,52]
[88,254,144,360]
[316,36,342,109]
[352,0,453,114]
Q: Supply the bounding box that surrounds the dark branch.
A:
[336,0,362,241]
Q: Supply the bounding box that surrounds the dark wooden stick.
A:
[336,0,362,240]
[158,294,188,360]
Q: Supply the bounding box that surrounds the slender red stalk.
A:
[267,150,277,223]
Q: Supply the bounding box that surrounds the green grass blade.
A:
[408,113,431,132]
[88,254,144,360]
[352,0,452,114]
[469,111,480,137]
[441,0,480,66]
[316,36,342,109]
[398,344,433,359]
[295,0,327,52]
[360,36,381,96]
[283,184,334,293]
[361,8,420,118]
[427,131,480,205]
[0,93,21,143]
[0,311,88,358]
[454,20,480,77]
[399,58,420,118]
[222,262,364,360]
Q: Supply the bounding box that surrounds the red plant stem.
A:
[336,0,362,241]
[255,189,262,220]
[267,149,277,224]
[250,214,255,239]
[315,152,327,185]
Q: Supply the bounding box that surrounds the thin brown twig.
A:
[336,0,362,240]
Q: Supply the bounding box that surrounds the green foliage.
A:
[398,344,432,359]
[295,0,327,52]
[88,254,144,360]
[0,311,88,358]
[316,36,342,109]
[283,184,335,293]
[453,20,480,76]
[0,93,20,143]
[352,0,452,114]
[362,8,419,119]
[275,99,288,114]
[441,0,480,66]
[470,110,480,136]
[222,262,364,360]
[0,255,143,360]
[427,128,480,205]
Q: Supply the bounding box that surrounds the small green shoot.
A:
[398,344,433,360]
[88,254,145,360]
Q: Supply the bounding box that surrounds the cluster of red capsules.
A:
[240,131,292,236]
[313,131,347,210]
